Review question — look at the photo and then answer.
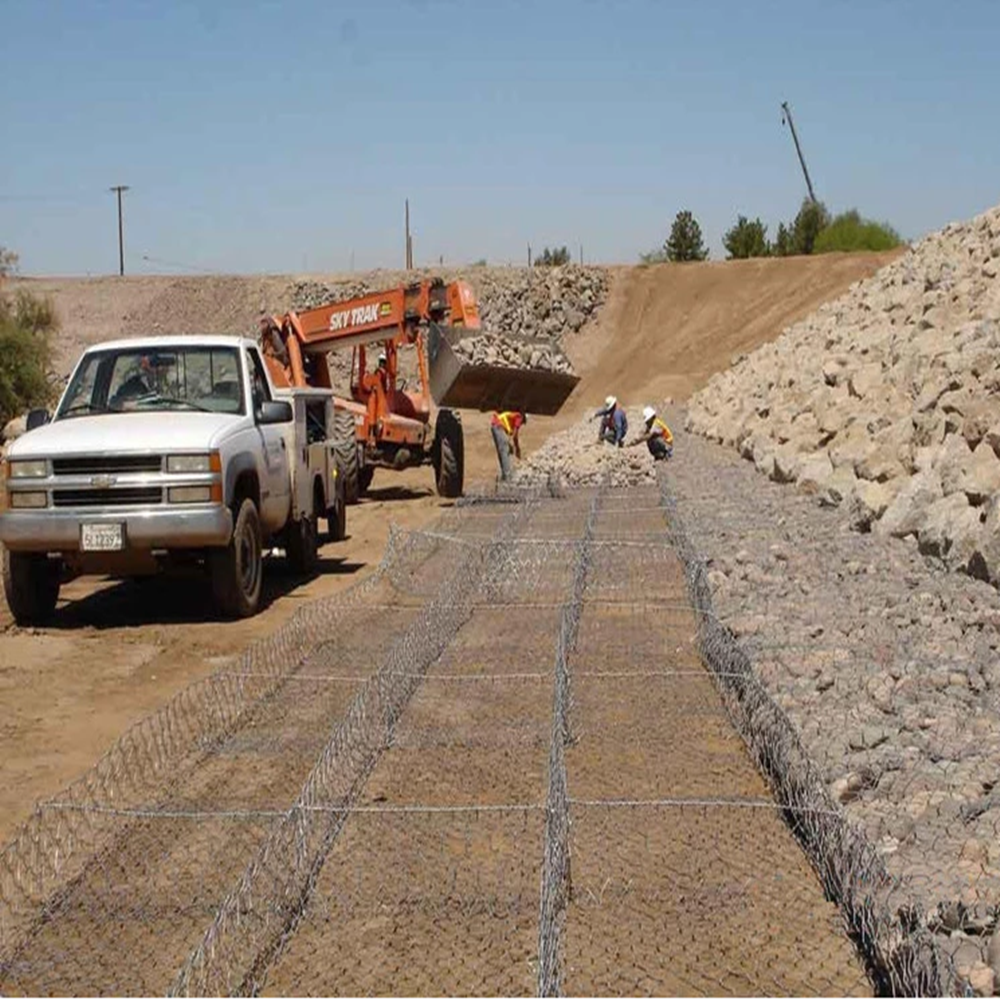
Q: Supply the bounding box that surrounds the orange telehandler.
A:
[259,277,579,502]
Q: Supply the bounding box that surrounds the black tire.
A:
[286,484,319,576]
[333,409,361,505]
[210,497,263,618]
[2,549,60,626]
[434,409,464,498]
[327,470,347,542]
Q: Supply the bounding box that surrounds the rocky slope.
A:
[687,204,1000,587]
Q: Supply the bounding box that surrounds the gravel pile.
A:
[287,265,607,378]
[687,203,1000,592]
[668,414,1000,991]
[513,405,666,488]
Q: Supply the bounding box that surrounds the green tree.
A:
[790,198,831,255]
[0,248,57,428]
[772,222,794,257]
[813,210,903,253]
[534,246,571,267]
[723,215,770,259]
[665,210,709,262]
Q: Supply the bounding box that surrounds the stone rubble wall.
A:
[687,204,1000,588]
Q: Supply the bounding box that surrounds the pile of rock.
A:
[687,203,1000,586]
[514,405,662,489]
[451,334,573,374]
[285,264,607,377]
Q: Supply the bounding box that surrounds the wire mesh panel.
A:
[0,479,890,996]
[563,803,871,997]
[259,809,543,997]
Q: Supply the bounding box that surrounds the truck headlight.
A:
[166,453,221,474]
[9,491,47,508]
[7,459,48,479]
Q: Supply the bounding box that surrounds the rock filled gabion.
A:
[288,265,607,377]
[513,405,667,489]
[687,203,1000,587]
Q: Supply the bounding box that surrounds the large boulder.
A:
[875,470,945,539]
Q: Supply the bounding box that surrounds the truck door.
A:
[245,347,291,531]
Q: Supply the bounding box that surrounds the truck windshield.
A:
[57,346,244,418]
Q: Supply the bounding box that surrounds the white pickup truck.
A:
[0,335,347,624]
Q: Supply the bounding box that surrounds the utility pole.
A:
[109,184,129,275]
[405,199,413,270]
[527,243,532,268]
[780,101,817,204]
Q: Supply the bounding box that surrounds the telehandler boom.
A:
[259,277,579,502]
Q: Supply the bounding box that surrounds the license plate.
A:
[80,523,124,552]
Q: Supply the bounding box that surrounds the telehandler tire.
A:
[210,497,263,618]
[434,409,464,498]
[333,410,361,505]
[2,549,60,626]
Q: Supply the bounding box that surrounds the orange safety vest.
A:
[651,417,673,445]
[491,411,523,436]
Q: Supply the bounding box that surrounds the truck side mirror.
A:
[26,408,51,431]
[257,400,292,425]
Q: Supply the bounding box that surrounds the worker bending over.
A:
[491,410,527,481]
[593,395,628,448]
[629,405,673,461]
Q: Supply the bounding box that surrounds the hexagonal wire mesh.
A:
[0,469,953,995]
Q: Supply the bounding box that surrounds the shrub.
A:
[813,210,903,253]
[638,248,669,265]
[0,249,57,428]
[534,246,571,267]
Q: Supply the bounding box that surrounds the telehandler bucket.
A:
[426,324,580,416]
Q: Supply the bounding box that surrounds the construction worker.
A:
[592,395,628,448]
[629,405,674,461]
[490,410,526,481]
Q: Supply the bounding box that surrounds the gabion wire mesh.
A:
[0,476,908,996]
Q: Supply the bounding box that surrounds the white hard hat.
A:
[605,395,617,408]
[643,405,656,422]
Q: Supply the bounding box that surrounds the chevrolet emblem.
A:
[91,475,117,488]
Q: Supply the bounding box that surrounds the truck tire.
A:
[333,410,361,505]
[210,497,263,618]
[2,550,60,626]
[327,471,347,543]
[359,465,375,495]
[286,487,319,576]
[434,409,464,498]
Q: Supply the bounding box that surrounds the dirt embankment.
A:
[1,253,893,841]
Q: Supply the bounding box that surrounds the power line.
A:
[140,253,224,275]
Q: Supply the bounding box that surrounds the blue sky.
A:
[3,0,999,275]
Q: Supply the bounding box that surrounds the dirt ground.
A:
[0,253,898,845]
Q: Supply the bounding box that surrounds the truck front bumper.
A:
[0,505,233,552]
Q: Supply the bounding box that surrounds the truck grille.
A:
[52,487,164,508]
[52,455,163,475]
